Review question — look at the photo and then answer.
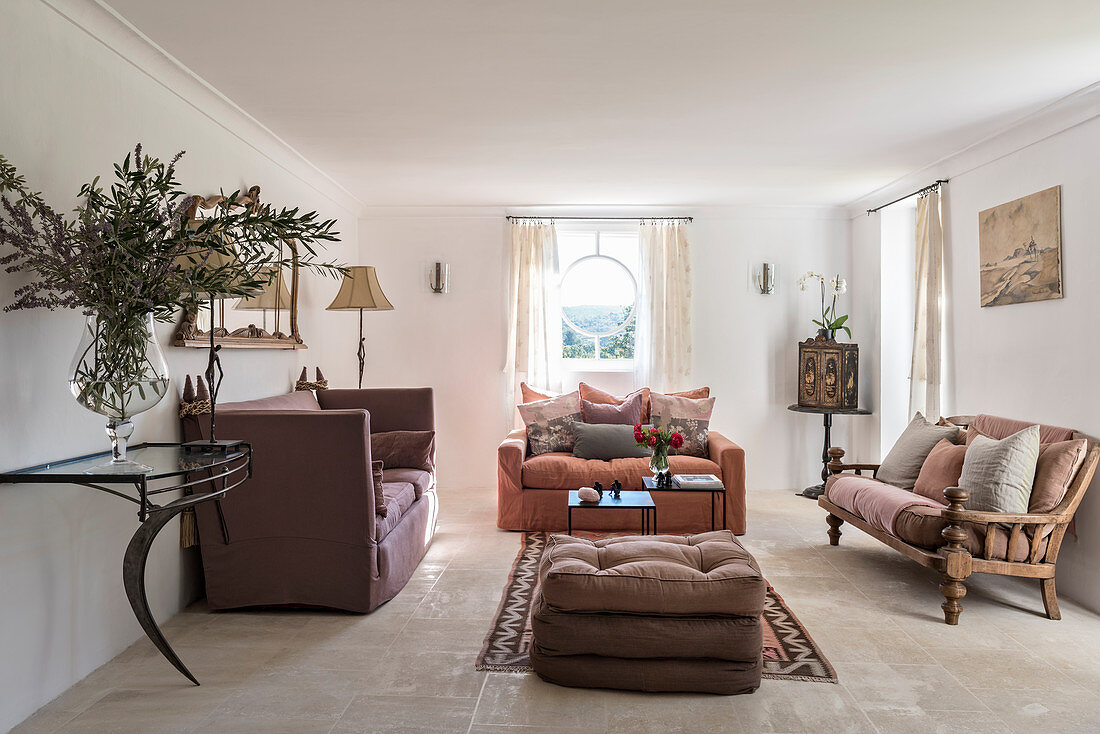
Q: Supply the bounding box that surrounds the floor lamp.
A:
[326,266,394,389]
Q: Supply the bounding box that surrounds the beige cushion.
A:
[960,425,1040,514]
[877,412,961,489]
[538,531,764,617]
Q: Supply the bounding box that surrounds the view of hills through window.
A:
[558,233,637,360]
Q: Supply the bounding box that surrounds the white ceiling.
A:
[106,0,1100,207]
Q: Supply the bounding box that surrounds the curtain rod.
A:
[866,180,948,214]
[506,216,692,222]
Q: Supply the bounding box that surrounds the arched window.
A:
[557,226,638,364]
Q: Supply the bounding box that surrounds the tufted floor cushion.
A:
[531,531,764,694]
[538,531,764,616]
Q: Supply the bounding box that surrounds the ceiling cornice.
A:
[846,81,1100,218]
[41,0,363,215]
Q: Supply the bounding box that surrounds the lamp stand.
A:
[184,295,243,454]
[357,307,365,389]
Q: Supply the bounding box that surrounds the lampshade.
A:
[326,266,394,311]
[235,267,292,311]
[176,246,260,300]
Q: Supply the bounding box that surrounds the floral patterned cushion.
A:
[518,391,583,456]
[649,393,716,458]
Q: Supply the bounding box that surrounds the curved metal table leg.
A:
[122,502,200,686]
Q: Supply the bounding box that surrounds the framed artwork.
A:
[978,186,1063,307]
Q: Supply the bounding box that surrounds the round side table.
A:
[787,404,871,499]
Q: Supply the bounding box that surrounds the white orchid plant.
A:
[798,271,850,338]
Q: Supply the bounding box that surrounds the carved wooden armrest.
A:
[826,447,880,476]
[940,486,1063,564]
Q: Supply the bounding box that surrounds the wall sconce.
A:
[754,262,776,295]
[428,262,449,294]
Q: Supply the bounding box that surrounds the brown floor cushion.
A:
[531,531,764,695]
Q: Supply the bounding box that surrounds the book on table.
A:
[672,473,723,489]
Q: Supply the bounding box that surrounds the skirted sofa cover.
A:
[498,429,746,534]
[181,387,437,613]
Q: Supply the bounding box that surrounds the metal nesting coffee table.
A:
[567,489,656,535]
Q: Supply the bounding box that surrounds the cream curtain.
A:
[910,189,944,418]
[633,221,693,392]
[505,220,561,401]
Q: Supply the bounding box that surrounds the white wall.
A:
[0,1,361,730]
[941,115,1100,613]
[359,206,851,493]
[878,203,917,449]
[847,89,1100,613]
[356,210,512,490]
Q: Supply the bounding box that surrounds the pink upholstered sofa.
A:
[181,387,437,613]
[497,429,746,534]
[821,414,1098,625]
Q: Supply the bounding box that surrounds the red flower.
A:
[670,432,684,449]
[647,434,658,447]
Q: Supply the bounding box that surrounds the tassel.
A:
[180,507,199,548]
[182,375,195,402]
[298,367,308,382]
[315,367,326,386]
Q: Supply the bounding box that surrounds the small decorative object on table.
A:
[634,423,685,482]
[610,479,622,499]
[577,486,601,503]
[0,144,344,465]
[796,272,858,410]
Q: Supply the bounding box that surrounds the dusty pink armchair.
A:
[182,388,437,613]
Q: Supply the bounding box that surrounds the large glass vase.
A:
[68,312,169,473]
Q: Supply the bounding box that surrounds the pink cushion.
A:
[826,475,944,535]
[581,391,644,425]
[913,439,965,504]
[218,391,322,412]
[971,414,1075,444]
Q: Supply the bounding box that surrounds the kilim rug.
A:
[475,531,838,683]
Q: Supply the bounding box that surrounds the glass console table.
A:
[0,442,252,685]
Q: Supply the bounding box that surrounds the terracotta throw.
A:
[476,531,837,684]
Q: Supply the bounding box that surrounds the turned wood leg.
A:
[826,513,843,546]
[939,486,973,626]
[1041,578,1061,620]
[939,573,967,625]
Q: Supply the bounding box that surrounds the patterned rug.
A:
[476,532,837,683]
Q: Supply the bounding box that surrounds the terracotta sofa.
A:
[820,414,1098,625]
[181,387,437,613]
[497,429,746,534]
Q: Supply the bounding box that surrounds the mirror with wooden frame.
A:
[173,186,308,350]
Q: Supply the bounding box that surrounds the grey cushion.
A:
[572,423,651,460]
[960,425,1041,514]
[876,412,960,490]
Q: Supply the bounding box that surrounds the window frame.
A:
[556,221,639,371]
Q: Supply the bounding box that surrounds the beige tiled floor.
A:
[13,485,1100,734]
